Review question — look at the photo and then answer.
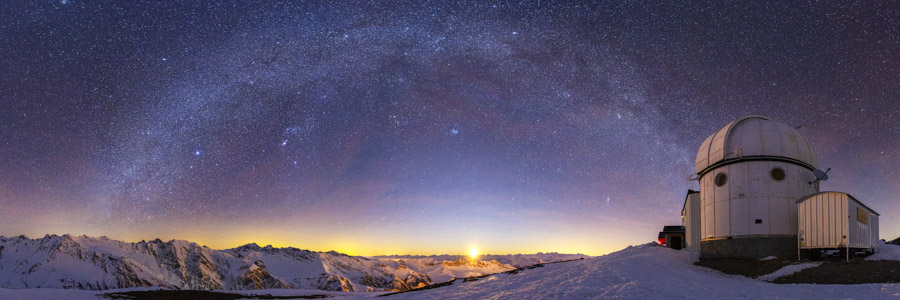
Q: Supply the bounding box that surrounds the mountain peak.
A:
[233,243,262,250]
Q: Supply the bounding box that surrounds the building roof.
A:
[796,191,880,216]
[661,226,685,233]
[695,115,819,175]
[681,189,699,212]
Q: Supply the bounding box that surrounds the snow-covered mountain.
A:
[4,242,900,299]
[0,234,557,292]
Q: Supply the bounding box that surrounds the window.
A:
[715,173,727,187]
[771,167,785,181]
[857,207,868,224]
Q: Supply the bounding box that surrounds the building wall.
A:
[700,160,818,240]
[797,192,879,250]
[798,192,848,248]
[701,236,797,259]
[849,196,879,249]
[683,192,701,253]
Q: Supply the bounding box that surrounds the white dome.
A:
[695,115,819,175]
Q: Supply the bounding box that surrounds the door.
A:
[671,236,683,250]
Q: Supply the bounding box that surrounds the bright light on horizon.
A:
[469,247,479,259]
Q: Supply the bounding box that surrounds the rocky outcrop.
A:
[233,262,290,289]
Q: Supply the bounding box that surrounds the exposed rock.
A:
[233,263,290,289]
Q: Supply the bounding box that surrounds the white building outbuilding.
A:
[797,191,880,257]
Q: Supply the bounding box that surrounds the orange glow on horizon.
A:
[10,215,640,257]
[20,229,628,257]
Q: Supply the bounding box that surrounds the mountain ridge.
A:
[0,234,585,292]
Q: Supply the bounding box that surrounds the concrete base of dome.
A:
[700,236,797,260]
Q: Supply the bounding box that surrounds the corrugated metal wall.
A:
[874,215,880,251]
[849,199,879,248]
[683,192,701,253]
[798,192,879,250]
[798,192,847,248]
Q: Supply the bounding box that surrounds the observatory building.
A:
[682,115,879,259]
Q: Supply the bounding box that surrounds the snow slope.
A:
[868,241,900,261]
[390,244,900,299]
[0,287,354,300]
[0,288,104,300]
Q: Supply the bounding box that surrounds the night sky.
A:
[1,1,897,256]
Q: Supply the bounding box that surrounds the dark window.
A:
[771,167,785,181]
[715,173,727,187]
[755,219,762,224]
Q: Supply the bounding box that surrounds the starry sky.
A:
[1,1,898,256]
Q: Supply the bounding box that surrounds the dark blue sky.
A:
[0,1,897,255]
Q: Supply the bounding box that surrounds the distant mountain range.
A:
[0,234,586,292]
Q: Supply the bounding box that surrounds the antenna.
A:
[809,168,831,185]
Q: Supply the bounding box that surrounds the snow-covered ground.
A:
[4,243,900,299]
[755,262,822,282]
[0,288,103,300]
[0,287,359,300]
[868,241,900,261]
[389,243,900,299]
[0,287,165,300]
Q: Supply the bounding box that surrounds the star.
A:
[0,0,895,258]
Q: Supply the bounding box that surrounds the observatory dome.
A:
[695,115,819,175]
